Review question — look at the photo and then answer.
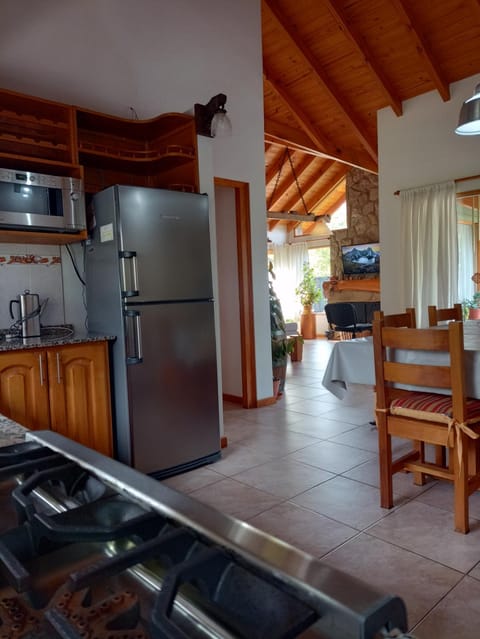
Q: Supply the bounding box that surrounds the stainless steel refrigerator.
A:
[85,185,221,477]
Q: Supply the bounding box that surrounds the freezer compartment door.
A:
[125,301,220,474]
[116,187,213,302]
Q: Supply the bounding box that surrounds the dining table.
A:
[321,320,480,400]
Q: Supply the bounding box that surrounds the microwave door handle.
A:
[119,251,139,298]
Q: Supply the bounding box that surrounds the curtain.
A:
[272,242,308,321]
[401,181,458,327]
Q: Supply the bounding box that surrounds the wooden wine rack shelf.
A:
[0,87,200,244]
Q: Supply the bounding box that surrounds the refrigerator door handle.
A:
[119,250,139,298]
[124,309,143,364]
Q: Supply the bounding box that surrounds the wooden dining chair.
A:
[373,318,480,533]
[373,308,416,328]
[428,303,463,326]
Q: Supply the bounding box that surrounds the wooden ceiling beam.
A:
[280,160,334,213]
[268,153,317,209]
[264,124,378,174]
[286,221,299,233]
[466,0,480,22]
[267,219,280,231]
[316,192,347,219]
[308,168,349,211]
[263,70,338,156]
[324,0,403,117]
[264,118,321,155]
[267,211,316,222]
[266,146,289,186]
[263,0,378,163]
[391,0,450,101]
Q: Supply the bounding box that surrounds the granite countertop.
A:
[0,326,116,352]
[0,412,27,446]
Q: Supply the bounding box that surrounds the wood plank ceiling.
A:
[262,0,480,235]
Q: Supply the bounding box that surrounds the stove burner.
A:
[0,596,41,639]
[0,434,410,639]
[46,587,147,639]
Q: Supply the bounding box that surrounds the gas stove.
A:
[0,431,409,639]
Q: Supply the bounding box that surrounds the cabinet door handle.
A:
[38,354,44,386]
[56,352,62,384]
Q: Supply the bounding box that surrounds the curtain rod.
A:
[394,173,480,195]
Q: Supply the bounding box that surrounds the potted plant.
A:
[463,292,480,319]
[295,263,322,339]
[269,262,294,394]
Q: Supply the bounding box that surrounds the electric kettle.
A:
[9,290,42,338]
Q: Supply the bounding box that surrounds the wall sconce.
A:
[194,93,232,138]
[455,83,480,135]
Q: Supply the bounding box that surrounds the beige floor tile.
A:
[249,502,358,557]
[319,404,375,426]
[208,442,276,476]
[291,476,395,530]
[368,500,480,572]
[287,440,376,474]
[322,533,462,628]
[286,415,359,439]
[287,399,365,419]
[241,407,309,428]
[189,477,281,521]
[343,457,438,499]
[162,466,223,493]
[412,576,480,639]
[232,458,333,498]
[469,561,480,581]
[239,430,322,457]
[279,385,329,400]
[415,480,480,520]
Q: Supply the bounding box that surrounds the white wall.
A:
[0,0,272,399]
[377,73,480,317]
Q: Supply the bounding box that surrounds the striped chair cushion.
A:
[390,392,480,424]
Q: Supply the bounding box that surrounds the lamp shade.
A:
[455,83,480,135]
[211,111,232,138]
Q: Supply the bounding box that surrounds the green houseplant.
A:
[463,291,480,319]
[295,263,322,339]
[269,262,294,394]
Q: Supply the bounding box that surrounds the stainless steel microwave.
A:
[0,168,86,233]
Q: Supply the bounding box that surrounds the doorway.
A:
[214,178,257,408]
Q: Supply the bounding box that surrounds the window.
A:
[308,246,330,312]
[457,191,480,303]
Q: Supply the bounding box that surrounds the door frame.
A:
[214,177,257,408]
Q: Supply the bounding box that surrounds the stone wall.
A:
[331,167,379,279]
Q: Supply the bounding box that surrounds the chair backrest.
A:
[373,308,416,328]
[324,303,357,328]
[428,303,463,326]
[373,318,467,422]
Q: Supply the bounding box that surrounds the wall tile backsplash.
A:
[0,244,65,329]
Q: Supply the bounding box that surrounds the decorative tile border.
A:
[0,254,61,266]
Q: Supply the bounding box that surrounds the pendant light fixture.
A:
[455,83,480,135]
[267,148,330,235]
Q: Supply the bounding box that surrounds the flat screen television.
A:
[341,242,380,275]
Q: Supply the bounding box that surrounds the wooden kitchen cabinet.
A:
[0,349,50,431]
[0,341,112,456]
[47,342,112,456]
[0,87,199,245]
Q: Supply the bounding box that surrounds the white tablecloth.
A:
[322,337,375,399]
[322,322,480,400]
